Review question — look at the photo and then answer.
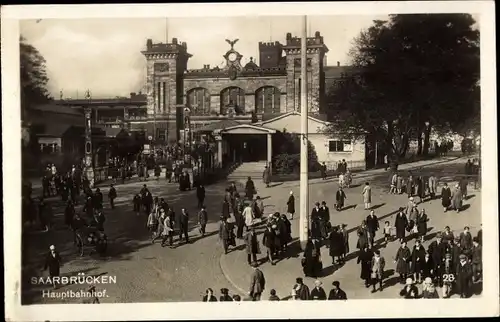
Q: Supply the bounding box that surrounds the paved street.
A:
[22,156,480,303]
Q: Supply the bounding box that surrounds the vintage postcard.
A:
[2,1,498,320]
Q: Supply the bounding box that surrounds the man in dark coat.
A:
[394,208,408,242]
[357,245,374,287]
[248,266,266,301]
[294,277,310,300]
[108,184,117,210]
[286,191,295,220]
[310,202,321,220]
[245,227,260,266]
[93,188,103,210]
[310,280,327,300]
[428,233,449,286]
[320,201,330,231]
[44,245,62,289]
[262,225,276,265]
[365,210,379,247]
[197,206,208,237]
[219,216,231,254]
[471,237,482,283]
[459,226,473,255]
[335,187,347,211]
[328,281,347,300]
[196,184,206,209]
[456,254,473,298]
[178,208,190,243]
[328,226,344,265]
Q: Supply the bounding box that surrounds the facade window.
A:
[187,88,210,115]
[220,87,245,115]
[328,140,353,152]
[255,86,280,114]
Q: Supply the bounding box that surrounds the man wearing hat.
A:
[286,191,295,220]
[248,265,266,301]
[471,237,482,283]
[310,280,327,300]
[328,281,347,300]
[43,245,62,289]
[428,233,449,287]
[456,253,473,298]
[293,277,310,300]
[219,288,233,301]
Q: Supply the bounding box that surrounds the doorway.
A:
[227,134,267,162]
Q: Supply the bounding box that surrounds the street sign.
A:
[143,144,150,154]
[148,135,153,141]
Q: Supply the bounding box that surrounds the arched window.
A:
[255,86,280,114]
[187,88,210,115]
[220,87,245,115]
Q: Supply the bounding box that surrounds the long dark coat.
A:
[310,287,327,300]
[287,195,295,214]
[441,187,452,207]
[340,229,349,255]
[357,249,373,280]
[395,246,412,275]
[262,228,276,249]
[303,240,322,278]
[329,231,344,257]
[456,262,473,296]
[394,213,408,239]
[222,201,230,220]
[416,213,429,236]
[44,251,62,277]
[365,215,379,234]
[245,179,256,199]
[356,227,369,250]
[411,245,427,274]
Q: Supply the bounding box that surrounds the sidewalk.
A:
[219,155,482,300]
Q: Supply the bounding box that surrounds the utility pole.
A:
[299,15,309,250]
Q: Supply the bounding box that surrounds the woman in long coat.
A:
[302,239,322,278]
[262,166,271,187]
[339,224,349,262]
[394,241,412,282]
[356,222,369,250]
[441,183,452,212]
[328,227,344,265]
[411,240,426,284]
[287,191,295,220]
[394,208,408,242]
[279,214,292,252]
[451,184,463,212]
[417,176,426,202]
[416,209,429,242]
[357,245,374,287]
[245,177,256,200]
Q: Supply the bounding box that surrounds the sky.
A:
[20,15,391,98]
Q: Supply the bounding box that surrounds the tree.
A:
[324,14,480,167]
[20,35,51,146]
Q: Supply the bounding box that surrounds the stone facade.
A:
[141,31,330,140]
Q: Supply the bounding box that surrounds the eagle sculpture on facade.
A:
[225,39,239,49]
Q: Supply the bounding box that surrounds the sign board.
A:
[143,144,150,154]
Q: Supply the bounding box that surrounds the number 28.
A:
[443,274,455,282]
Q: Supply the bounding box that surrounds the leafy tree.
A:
[20,35,51,146]
[272,130,320,173]
[324,14,480,168]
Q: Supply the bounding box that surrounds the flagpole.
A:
[299,15,309,250]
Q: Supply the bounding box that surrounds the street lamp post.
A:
[299,15,309,251]
[84,89,95,188]
[183,107,191,163]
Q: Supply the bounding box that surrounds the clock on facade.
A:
[228,52,238,62]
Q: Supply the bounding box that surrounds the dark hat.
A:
[332,281,340,287]
[296,277,303,284]
[220,288,229,294]
[473,237,479,243]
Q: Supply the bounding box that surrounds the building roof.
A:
[32,103,83,116]
[259,112,329,125]
[195,119,242,132]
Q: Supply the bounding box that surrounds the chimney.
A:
[181,42,187,48]
[337,61,340,67]
[207,64,210,69]
[172,38,178,45]
[130,92,136,98]
[146,39,152,50]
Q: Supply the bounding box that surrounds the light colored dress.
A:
[362,185,372,203]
